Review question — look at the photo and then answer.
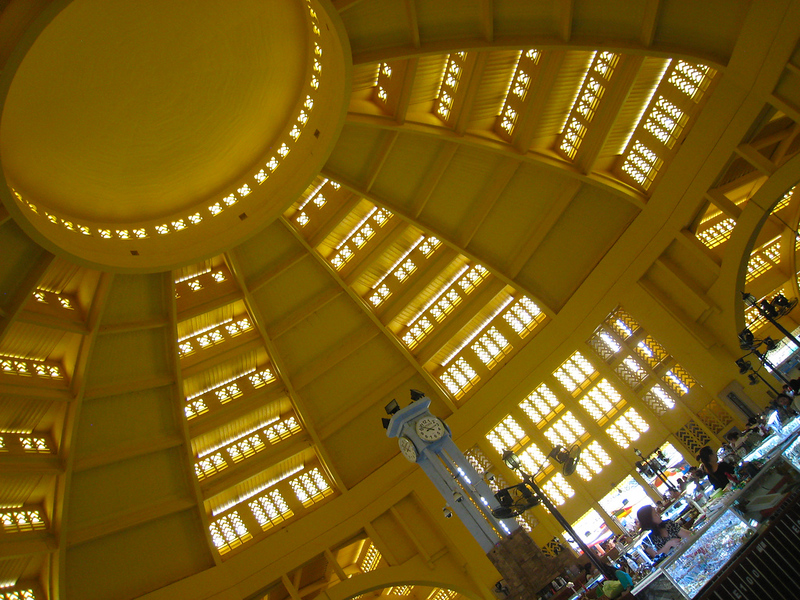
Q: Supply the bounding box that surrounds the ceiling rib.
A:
[199,436,312,500]
[0,454,63,475]
[247,250,309,294]
[479,0,494,42]
[53,270,114,599]
[410,142,458,218]
[16,311,89,335]
[278,216,457,413]
[394,58,419,124]
[343,222,408,285]
[65,496,196,547]
[290,328,380,390]
[364,131,399,192]
[414,278,506,366]
[404,0,421,49]
[640,0,661,46]
[72,435,183,473]
[457,160,519,248]
[558,0,574,42]
[378,246,459,324]
[320,167,558,318]
[166,274,223,567]
[453,52,488,136]
[187,386,287,439]
[224,251,349,493]
[0,251,54,347]
[510,51,567,153]
[309,194,362,248]
[506,179,583,278]
[317,365,417,439]
[268,288,343,339]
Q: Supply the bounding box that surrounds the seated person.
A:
[600,566,634,599]
[775,394,799,422]
[637,505,691,557]
[697,446,737,490]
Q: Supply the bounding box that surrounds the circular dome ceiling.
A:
[0,0,350,271]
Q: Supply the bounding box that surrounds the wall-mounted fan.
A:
[549,444,582,476]
[490,482,541,518]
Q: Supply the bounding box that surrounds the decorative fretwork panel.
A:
[587,328,622,361]
[605,307,640,340]
[697,400,733,435]
[641,384,675,416]
[209,511,252,554]
[634,335,669,369]
[675,419,711,456]
[497,49,541,136]
[615,356,649,389]
[249,489,293,531]
[465,445,494,474]
[662,364,696,396]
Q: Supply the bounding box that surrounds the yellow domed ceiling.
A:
[1,1,800,600]
[1,0,349,270]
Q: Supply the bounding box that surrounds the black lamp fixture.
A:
[742,291,800,350]
[736,358,751,374]
[634,447,678,492]
[495,449,608,576]
[735,352,783,393]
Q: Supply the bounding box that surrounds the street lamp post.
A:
[633,448,677,493]
[500,450,609,577]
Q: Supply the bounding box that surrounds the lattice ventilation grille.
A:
[675,419,711,455]
[697,400,733,435]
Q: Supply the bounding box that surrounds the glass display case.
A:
[782,434,800,472]
[661,509,752,598]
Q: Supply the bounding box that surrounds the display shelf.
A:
[662,509,752,598]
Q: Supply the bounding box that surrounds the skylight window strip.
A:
[619,60,671,152]
[441,295,514,366]
[435,53,467,121]
[174,267,213,284]
[372,236,424,288]
[334,207,378,251]
[185,367,258,400]
[406,264,471,325]
[696,217,735,249]
[177,318,234,343]
[197,416,281,458]
[297,179,329,211]
[211,463,305,516]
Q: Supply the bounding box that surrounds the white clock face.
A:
[415,416,445,442]
[399,436,418,462]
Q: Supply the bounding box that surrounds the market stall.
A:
[629,421,800,599]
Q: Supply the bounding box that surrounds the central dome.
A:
[2,0,305,221]
[0,0,350,270]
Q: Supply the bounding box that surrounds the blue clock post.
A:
[384,393,517,551]
[384,393,577,600]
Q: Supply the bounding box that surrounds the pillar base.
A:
[486,529,575,600]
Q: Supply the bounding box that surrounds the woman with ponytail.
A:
[697,446,737,490]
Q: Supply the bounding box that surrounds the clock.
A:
[415,415,445,442]
[398,436,418,462]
